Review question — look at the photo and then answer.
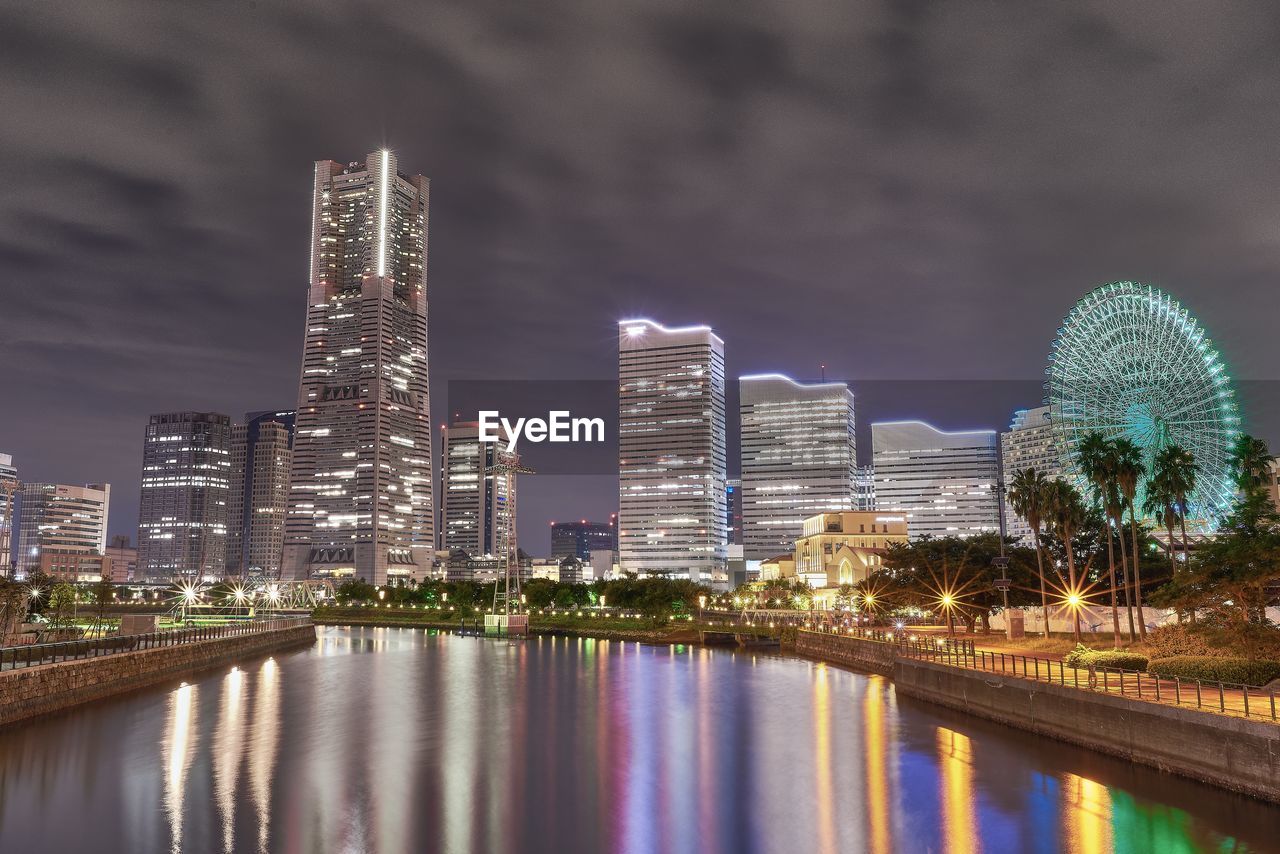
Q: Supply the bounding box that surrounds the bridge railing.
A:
[0,617,312,671]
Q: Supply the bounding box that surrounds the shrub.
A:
[1144,624,1217,658]
[1147,656,1280,686]
[1064,644,1148,671]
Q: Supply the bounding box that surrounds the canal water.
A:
[0,626,1275,853]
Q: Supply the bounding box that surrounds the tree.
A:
[1044,478,1087,642]
[1154,444,1197,567]
[1077,431,1124,646]
[90,578,115,637]
[0,578,28,640]
[1144,467,1181,584]
[1113,437,1147,639]
[1008,467,1052,637]
[1230,434,1273,494]
[46,581,76,634]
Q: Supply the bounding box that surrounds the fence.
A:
[0,617,312,671]
[805,626,1279,723]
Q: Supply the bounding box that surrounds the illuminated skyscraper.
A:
[138,411,231,579]
[0,454,16,577]
[284,151,434,584]
[871,420,999,540]
[1000,405,1061,543]
[227,410,295,577]
[15,482,110,576]
[439,422,520,560]
[739,374,857,559]
[618,318,727,582]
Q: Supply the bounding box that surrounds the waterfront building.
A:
[854,464,876,511]
[793,510,909,587]
[105,535,138,582]
[618,318,727,582]
[14,482,111,576]
[227,411,295,577]
[440,422,522,561]
[550,519,616,561]
[871,421,1000,540]
[137,411,231,579]
[739,374,857,560]
[0,453,16,577]
[284,150,434,585]
[1000,405,1062,542]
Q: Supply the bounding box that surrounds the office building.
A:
[726,479,743,546]
[739,374,857,559]
[15,482,111,576]
[551,519,616,561]
[440,422,521,561]
[137,411,231,579]
[227,410,296,577]
[106,535,138,582]
[854,464,876,511]
[0,454,16,577]
[618,318,727,582]
[871,421,1000,540]
[1000,405,1062,542]
[284,151,435,584]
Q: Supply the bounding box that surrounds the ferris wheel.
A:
[1046,281,1241,531]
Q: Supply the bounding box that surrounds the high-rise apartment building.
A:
[618,318,727,582]
[871,420,1000,540]
[284,151,434,584]
[1000,405,1062,543]
[739,374,857,559]
[227,411,296,577]
[15,482,110,575]
[138,411,231,579]
[0,454,17,577]
[551,520,617,561]
[439,422,521,560]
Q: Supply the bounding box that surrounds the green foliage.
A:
[1064,644,1148,671]
[1147,656,1280,686]
[46,581,76,630]
[1143,624,1217,659]
[1229,434,1273,494]
[334,579,378,603]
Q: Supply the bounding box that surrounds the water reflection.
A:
[162,681,198,854]
[0,627,1276,854]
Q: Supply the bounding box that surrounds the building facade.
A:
[739,374,857,560]
[284,151,434,584]
[227,410,295,577]
[138,411,231,579]
[725,479,743,546]
[439,421,521,561]
[854,464,876,511]
[793,510,909,587]
[550,520,616,561]
[0,454,16,577]
[871,421,1000,540]
[1000,405,1062,543]
[105,535,138,583]
[15,482,111,576]
[618,319,727,582]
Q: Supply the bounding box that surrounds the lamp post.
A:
[698,594,706,624]
[992,556,1012,640]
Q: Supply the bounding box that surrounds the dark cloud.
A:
[2,0,1280,552]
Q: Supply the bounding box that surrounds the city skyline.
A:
[6,4,1280,555]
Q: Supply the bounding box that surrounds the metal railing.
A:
[804,626,1279,723]
[0,617,312,671]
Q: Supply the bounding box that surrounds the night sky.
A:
[2,2,1279,554]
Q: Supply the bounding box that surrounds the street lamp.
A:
[698,594,706,623]
[992,556,1012,640]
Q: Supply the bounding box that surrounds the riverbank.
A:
[0,620,316,727]
[796,629,1280,804]
[311,606,780,645]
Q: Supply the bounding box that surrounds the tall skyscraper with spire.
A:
[283,150,434,584]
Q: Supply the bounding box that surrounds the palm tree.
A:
[1230,433,1273,494]
[1077,432,1122,646]
[1143,468,1180,581]
[1155,444,1197,567]
[1044,478,1086,643]
[1113,437,1146,639]
[1008,467,1051,638]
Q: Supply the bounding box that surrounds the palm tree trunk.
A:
[1116,521,1135,640]
[1033,532,1050,638]
[1129,505,1146,639]
[1105,525,1120,647]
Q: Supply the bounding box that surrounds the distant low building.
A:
[15,482,111,577]
[558,556,586,584]
[793,510,909,587]
[757,553,796,582]
[38,551,121,584]
[551,519,616,562]
[105,535,138,582]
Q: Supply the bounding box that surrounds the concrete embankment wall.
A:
[796,631,1280,804]
[0,624,316,727]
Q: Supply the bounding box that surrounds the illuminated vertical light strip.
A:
[309,162,320,285]
[937,727,977,854]
[377,149,390,278]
